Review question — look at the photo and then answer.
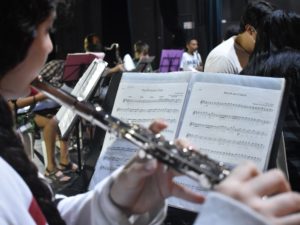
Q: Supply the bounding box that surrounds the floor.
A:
[32,129,101,196]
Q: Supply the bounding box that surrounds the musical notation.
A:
[109,146,137,153]
[124,118,177,124]
[186,133,265,149]
[163,129,174,134]
[123,98,182,104]
[99,165,114,171]
[103,156,124,162]
[200,148,261,162]
[189,122,267,136]
[116,108,179,113]
[192,111,270,125]
[200,100,274,112]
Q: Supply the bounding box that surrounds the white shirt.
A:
[204,36,242,74]
[0,158,47,225]
[194,192,271,225]
[180,52,202,71]
[0,157,166,225]
[0,156,272,225]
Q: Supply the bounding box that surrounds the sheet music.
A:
[89,72,191,188]
[89,71,285,212]
[180,79,283,170]
[57,59,107,137]
[168,74,285,211]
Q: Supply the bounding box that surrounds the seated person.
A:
[132,40,153,72]
[180,38,203,71]
[84,33,124,103]
[39,59,65,88]
[204,0,273,74]
[84,33,124,77]
[9,88,77,185]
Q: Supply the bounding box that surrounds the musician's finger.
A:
[175,139,191,148]
[156,161,181,177]
[245,169,290,197]
[276,213,300,225]
[227,161,260,182]
[120,158,158,188]
[170,182,205,203]
[149,120,167,133]
[262,192,300,217]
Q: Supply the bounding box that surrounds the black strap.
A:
[10,99,18,122]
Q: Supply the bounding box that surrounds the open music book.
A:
[63,52,105,82]
[89,71,287,212]
[57,59,107,138]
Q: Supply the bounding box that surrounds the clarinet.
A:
[32,77,230,188]
[104,43,123,64]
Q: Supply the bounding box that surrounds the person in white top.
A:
[180,38,203,71]
[204,0,274,74]
[1,0,300,225]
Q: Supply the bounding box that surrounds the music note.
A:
[186,133,265,149]
[123,98,182,104]
[192,111,270,125]
[189,122,267,136]
[200,100,273,112]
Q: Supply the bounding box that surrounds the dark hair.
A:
[223,24,240,40]
[185,37,198,45]
[0,0,66,224]
[134,40,149,55]
[244,10,300,74]
[242,50,300,78]
[242,50,300,137]
[239,0,274,33]
[242,50,300,191]
[267,11,300,52]
[0,0,57,77]
[84,33,102,52]
[255,10,300,56]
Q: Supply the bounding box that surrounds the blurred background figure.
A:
[180,38,203,71]
[84,33,103,52]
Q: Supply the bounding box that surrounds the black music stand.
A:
[57,59,107,173]
[133,56,155,72]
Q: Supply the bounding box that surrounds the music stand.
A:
[57,59,107,138]
[56,59,107,171]
[159,49,184,72]
[63,52,105,86]
[134,56,155,72]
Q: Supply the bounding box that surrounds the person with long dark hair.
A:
[242,10,300,191]
[1,1,300,225]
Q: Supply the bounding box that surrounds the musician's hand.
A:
[106,64,125,76]
[196,64,203,71]
[110,120,204,215]
[215,162,300,225]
